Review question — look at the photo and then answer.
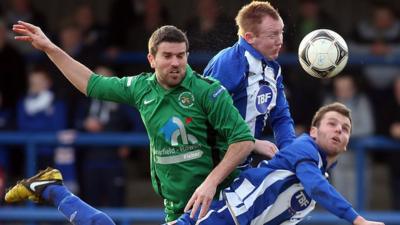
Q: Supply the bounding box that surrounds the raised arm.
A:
[13,21,93,95]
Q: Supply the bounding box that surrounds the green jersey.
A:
[87,66,254,221]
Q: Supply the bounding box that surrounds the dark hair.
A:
[311,102,352,128]
[148,25,189,55]
[235,1,281,36]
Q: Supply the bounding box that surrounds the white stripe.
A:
[250,183,300,225]
[317,153,323,168]
[127,77,133,87]
[196,209,215,224]
[244,51,263,135]
[277,66,282,79]
[243,51,279,136]
[243,170,294,210]
[224,192,242,207]
[226,170,294,217]
[250,183,316,225]
[217,205,228,213]
[235,178,255,200]
[197,205,230,225]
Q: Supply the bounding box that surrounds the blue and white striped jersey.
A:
[204,37,295,149]
[224,134,359,224]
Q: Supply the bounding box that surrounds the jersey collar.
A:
[302,134,329,171]
[238,36,267,62]
[146,64,193,90]
[179,64,194,89]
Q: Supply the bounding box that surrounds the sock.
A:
[42,185,115,225]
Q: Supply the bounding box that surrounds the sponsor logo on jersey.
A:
[159,116,198,146]
[178,92,194,108]
[255,85,273,113]
[290,190,312,211]
[157,116,201,164]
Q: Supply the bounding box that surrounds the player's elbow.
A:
[242,140,255,151]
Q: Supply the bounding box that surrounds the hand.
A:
[12,21,55,52]
[353,216,385,225]
[253,139,278,158]
[184,179,217,220]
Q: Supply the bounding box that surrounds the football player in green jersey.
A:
[12,21,255,222]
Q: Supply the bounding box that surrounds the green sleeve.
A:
[87,74,138,107]
[203,83,255,145]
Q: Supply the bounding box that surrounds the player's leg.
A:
[171,199,236,225]
[5,167,115,225]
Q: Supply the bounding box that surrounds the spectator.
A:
[284,0,337,133]
[383,77,400,209]
[185,0,236,53]
[74,65,144,207]
[107,0,144,51]
[0,91,13,199]
[323,74,374,137]
[350,3,400,102]
[3,0,47,53]
[286,0,337,52]
[0,18,27,109]
[16,68,67,169]
[323,73,374,205]
[107,0,169,52]
[43,22,100,127]
[388,78,400,139]
[72,3,107,48]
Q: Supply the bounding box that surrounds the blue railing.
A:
[0,207,399,225]
[26,51,400,66]
[349,136,400,210]
[0,132,399,224]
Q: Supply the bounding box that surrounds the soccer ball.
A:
[298,29,348,79]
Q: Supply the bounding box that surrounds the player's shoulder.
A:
[284,134,320,160]
[129,72,152,81]
[205,45,247,85]
[189,71,228,100]
[192,71,221,87]
[122,72,152,85]
[211,44,245,65]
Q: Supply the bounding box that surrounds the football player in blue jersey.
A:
[204,1,294,165]
[5,102,385,225]
[175,102,384,225]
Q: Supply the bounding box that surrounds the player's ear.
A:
[147,53,156,69]
[243,32,255,44]
[310,126,317,139]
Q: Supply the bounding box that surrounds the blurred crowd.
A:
[0,0,399,210]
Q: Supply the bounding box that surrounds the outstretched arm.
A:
[297,161,385,225]
[13,21,93,95]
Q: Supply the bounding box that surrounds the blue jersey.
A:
[223,134,358,225]
[204,37,295,149]
[175,134,359,225]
